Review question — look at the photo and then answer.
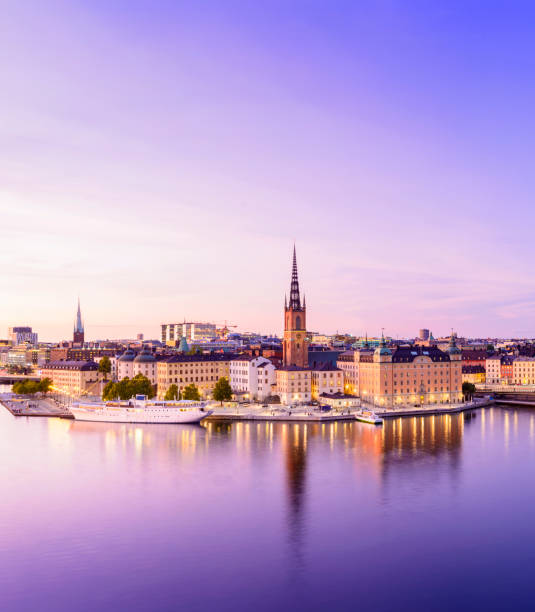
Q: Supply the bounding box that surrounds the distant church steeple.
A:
[73,297,85,345]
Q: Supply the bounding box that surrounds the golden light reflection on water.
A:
[61,410,477,481]
[504,411,510,453]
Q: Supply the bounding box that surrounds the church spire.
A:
[74,297,84,333]
[289,244,301,310]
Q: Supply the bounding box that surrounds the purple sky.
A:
[2,1,535,341]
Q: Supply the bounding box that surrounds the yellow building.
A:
[357,333,463,407]
[310,364,343,400]
[157,354,232,399]
[276,366,311,404]
[512,357,535,385]
[41,361,104,398]
[462,365,486,385]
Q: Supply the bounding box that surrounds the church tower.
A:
[283,246,309,367]
[73,298,85,345]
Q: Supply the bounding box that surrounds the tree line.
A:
[102,375,233,403]
[12,378,52,395]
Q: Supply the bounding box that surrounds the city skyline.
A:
[3,1,535,340]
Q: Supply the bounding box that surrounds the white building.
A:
[485,356,501,385]
[115,348,158,385]
[161,322,217,346]
[117,349,136,381]
[229,356,276,401]
[336,350,359,395]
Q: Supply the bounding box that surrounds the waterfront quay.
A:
[0,393,491,423]
[0,394,72,418]
[205,398,489,422]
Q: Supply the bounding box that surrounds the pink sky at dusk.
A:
[2,1,535,342]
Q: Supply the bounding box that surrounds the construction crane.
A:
[213,321,238,338]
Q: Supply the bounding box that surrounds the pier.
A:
[0,394,72,418]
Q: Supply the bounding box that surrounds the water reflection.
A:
[63,413,471,471]
[9,407,535,611]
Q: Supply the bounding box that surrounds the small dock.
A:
[0,395,73,418]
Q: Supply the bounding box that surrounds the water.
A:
[1,407,535,611]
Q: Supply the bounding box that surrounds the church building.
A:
[276,247,312,404]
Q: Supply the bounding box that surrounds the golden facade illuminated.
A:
[357,334,463,407]
[157,354,232,399]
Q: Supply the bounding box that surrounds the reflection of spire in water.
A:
[282,423,308,575]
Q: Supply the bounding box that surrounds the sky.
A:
[2,0,535,341]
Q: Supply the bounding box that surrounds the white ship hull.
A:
[70,398,213,424]
[355,411,383,425]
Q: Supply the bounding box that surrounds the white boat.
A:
[355,409,383,425]
[69,394,213,424]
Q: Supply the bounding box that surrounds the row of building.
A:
[35,248,463,407]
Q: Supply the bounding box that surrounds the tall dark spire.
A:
[289,245,301,310]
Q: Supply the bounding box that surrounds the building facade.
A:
[310,363,344,400]
[41,361,104,397]
[157,354,233,399]
[161,322,217,346]
[8,327,38,346]
[462,365,486,385]
[229,356,276,401]
[276,366,311,404]
[357,334,463,407]
[485,355,535,386]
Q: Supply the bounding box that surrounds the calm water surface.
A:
[2,407,535,611]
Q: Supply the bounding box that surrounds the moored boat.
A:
[69,394,212,424]
[355,409,383,425]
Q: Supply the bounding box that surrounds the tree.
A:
[38,378,52,394]
[213,377,233,404]
[462,381,476,400]
[98,356,112,380]
[486,344,495,353]
[183,383,201,401]
[12,380,41,395]
[102,381,117,400]
[115,377,131,400]
[130,373,155,398]
[101,374,155,401]
[164,384,179,400]
[187,347,202,355]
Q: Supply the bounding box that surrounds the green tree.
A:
[38,378,52,394]
[212,377,233,404]
[164,384,179,400]
[102,374,156,401]
[102,381,117,400]
[462,381,476,400]
[116,377,131,400]
[486,344,495,352]
[98,356,112,380]
[12,380,40,395]
[183,383,201,401]
[130,373,155,398]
